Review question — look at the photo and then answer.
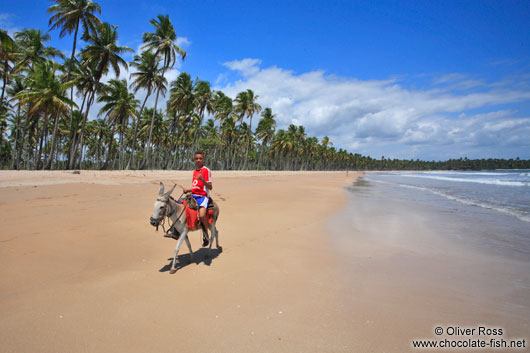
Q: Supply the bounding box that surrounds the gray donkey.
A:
[150,182,221,273]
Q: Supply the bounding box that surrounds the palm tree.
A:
[219,115,236,169]
[255,107,276,169]
[14,29,64,72]
[138,107,165,167]
[15,60,77,169]
[68,58,102,169]
[97,79,138,169]
[80,22,133,82]
[234,89,261,169]
[271,129,289,169]
[6,75,26,169]
[1,30,16,113]
[293,125,306,169]
[141,14,186,169]
[128,50,166,168]
[76,22,131,168]
[191,79,212,158]
[211,90,233,125]
[48,0,102,163]
[0,30,14,50]
[167,72,194,168]
[47,0,102,77]
[302,137,318,170]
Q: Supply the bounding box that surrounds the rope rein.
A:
[161,192,186,235]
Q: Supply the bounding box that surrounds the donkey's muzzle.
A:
[150,217,159,227]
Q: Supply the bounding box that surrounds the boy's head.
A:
[194,151,205,168]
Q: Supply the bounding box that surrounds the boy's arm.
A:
[198,174,212,190]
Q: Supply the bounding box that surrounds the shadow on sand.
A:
[159,247,223,273]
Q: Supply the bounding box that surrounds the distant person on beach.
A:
[184,151,212,246]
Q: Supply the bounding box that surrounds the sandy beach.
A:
[1,170,528,352]
[0,170,360,352]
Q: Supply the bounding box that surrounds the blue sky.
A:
[2,0,530,160]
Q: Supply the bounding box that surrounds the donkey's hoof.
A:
[218,246,223,252]
[169,269,177,274]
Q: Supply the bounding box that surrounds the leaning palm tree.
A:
[76,22,131,168]
[234,89,261,169]
[15,60,77,169]
[97,79,138,169]
[48,0,102,161]
[141,14,186,169]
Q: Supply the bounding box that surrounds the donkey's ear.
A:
[158,182,165,196]
[164,184,176,198]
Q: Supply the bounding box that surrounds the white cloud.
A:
[223,58,262,77]
[0,13,21,35]
[176,36,191,48]
[216,58,530,159]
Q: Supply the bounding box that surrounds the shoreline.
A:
[328,175,530,351]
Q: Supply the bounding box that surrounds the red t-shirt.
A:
[192,167,211,197]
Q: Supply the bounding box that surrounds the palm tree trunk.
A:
[126,119,137,170]
[243,116,253,170]
[36,110,50,170]
[10,113,19,170]
[142,61,167,170]
[102,124,117,170]
[141,87,161,169]
[257,142,265,170]
[126,93,149,169]
[119,122,125,169]
[170,131,182,170]
[44,112,61,170]
[0,59,9,111]
[67,88,87,169]
[66,21,80,167]
[74,90,95,169]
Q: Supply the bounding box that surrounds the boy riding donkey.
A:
[183,151,212,246]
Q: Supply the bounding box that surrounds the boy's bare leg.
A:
[199,207,209,246]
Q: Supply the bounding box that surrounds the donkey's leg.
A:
[215,226,222,252]
[170,230,187,274]
[207,222,221,257]
[209,221,220,249]
[207,224,214,251]
[184,235,194,262]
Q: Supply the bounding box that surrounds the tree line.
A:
[1,1,528,172]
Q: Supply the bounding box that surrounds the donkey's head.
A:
[150,182,176,227]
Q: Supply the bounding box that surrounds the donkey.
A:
[150,182,221,274]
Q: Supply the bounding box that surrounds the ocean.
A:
[334,170,530,262]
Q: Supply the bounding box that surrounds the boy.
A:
[184,151,212,246]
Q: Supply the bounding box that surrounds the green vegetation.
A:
[0,2,528,171]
